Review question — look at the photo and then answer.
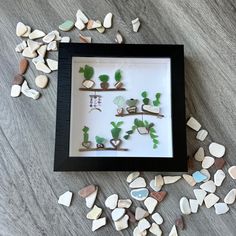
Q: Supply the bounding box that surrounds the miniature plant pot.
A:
[115,81,123,89]
[142,104,160,114]
[82,141,92,149]
[137,127,149,135]
[117,108,124,115]
[126,98,138,107]
[100,82,109,90]
[97,143,105,148]
[126,106,137,113]
[110,139,122,149]
[82,80,95,89]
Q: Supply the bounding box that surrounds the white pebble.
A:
[214,202,229,215]
[58,191,72,207]
[189,199,199,213]
[114,214,129,231]
[214,170,226,186]
[164,176,181,184]
[132,18,141,32]
[35,62,51,74]
[204,193,219,208]
[179,197,191,215]
[194,147,205,162]
[144,197,157,214]
[196,129,208,141]
[224,189,236,204]
[103,12,113,28]
[47,41,57,51]
[43,31,56,43]
[105,194,118,210]
[61,36,70,43]
[85,187,98,208]
[200,169,211,182]
[133,227,147,236]
[76,9,89,23]
[27,39,42,52]
[127,171,140,183]
[16,22,27,36]
[75,17,85,30]
[151,212,163,225]
[92,217,106,232]
[22,47,37,58]
[29,29,46,39]
[15,41,27,53]
[202,156,215,169]
[111,208,125,221]
[35,75,48,89]
[193,189,207,206]
[186,117,201,131]
[138,218,151,232]
[21,80,40,100]
[149,179,162,192]
[11,85,21,97]
[32,55,45,66]
[209,142,225,158]
[46,59,58,71]
[129,177,146,188]
[200,180,216,193]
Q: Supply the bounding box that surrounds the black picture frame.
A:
[54,43,187,171]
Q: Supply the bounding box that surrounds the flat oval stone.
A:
[204,193,219,208]
[228,166,236,179]
[179,197,191,215]
[19,58,29,74]
[224,189,236,204]
[192,171,207,183]
[214,169,226,186]
[152,212,163,225]
[150,191,167,202]
[150,179,162,192]
[202,156,215,169]
[209,142,225,158]
[194,147,205,162]
[13,74,24,85]
[129,177,146,188]
[59,20,74,31]
[35,75,48,89]
[111,208,125,221]
[131,188,148,201]
[127,171,140,183]
[214,158,225,169]
[105,194,118,210]
[103,12,113,28]
[144,197,157,214]
[78,184,96,198]
[214,202,229,215]
[11,85,21,97]
[200,180,216,193]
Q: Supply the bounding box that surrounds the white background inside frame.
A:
[70,57,173,158]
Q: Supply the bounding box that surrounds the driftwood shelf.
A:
[79,88,126,92]
[79,147,128,152]
[116,112,164,118]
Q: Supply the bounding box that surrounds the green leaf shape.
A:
[124,135,129,140]
[111,127,121,139]
[82,126,89,133]
[141,91,147,98]
[150,127,156,133]
[150,133,158,139]
[115,70,122,82]
[153,139,159,144]
[95,136,106,144]
[153,144,157,149]
[126,130,133,135]
[111,122,116,128]
[79,65,94,80]
[79,67,84,73]
[99,74,109,82]
[143,98,150,105]
[153,93,161,106]
[117,121,124,127]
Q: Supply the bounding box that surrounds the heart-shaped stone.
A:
[82,141,91,149]
[110,139,121,148]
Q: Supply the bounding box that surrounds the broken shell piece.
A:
[47,41,57,51]
[186,117,201,131]
[214,202,229,215]
[189,199,199,213]
[103,12,113,28]
[36,62,51,74]
[115,31,124,44]
[43,31,56,43]
[16,22,27,36]
[76,9,89,23]
[182,174,196,187]
[214,169,226,186]
[75,17,85,30]
[46,59,58,71]
[22,47,37,58]
[21,80,40,100]
[132,18,141,32]
[79,34,92,43]
[29,29,46,39]
[35,75,48,89]
[27,39,42,52]
[11,85,21,98]
[61,36,70,43]
[200,180,216,193]
[196,129,208,141]
[135,207,149,221]
[114,214,129,231]
[87,20,102,30]
[96,23,105,33]
[15,41,27,53]
[37,45,47,57]
[92,217,106,232]
[21,26,31,37]
[58,191,73,207]
[86,205,102,220]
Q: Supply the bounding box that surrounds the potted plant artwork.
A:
[126,98,138,113]
[79,65,95,88]
[95,136,106,148]
[124,118,159,149]
[99,74,110,90]
[110,121,123,149]
[141,91,161,114]
[114,69,123,89]
[113,96,126,115]
[82,126,91,149]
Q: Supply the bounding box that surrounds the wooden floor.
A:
[0,0,236,235]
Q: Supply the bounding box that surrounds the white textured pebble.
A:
[11,85,21,97]
[204,193,219,208]
[58,191,72,207]
[149,223,162,236]
[43,31,56,43]
[103,12,113,28]
[16,22,27,36]
[127,171,140,183]
[21,26,31,37]
[86,205,102,220]
[92,217,106,231]
[196,129,208,141]
[200,169,211,182]
[29,29,46,39]
[138,218,151,232]
[209,142,225,158]
[150,179,162,192]
[228,166,236,179]
[105,194,118,209]
[15,41,27,52]
[21,80,40,100]
[37,45,47,57]
[214,170,226,186]
[186,117,201,131]
[129,177,146,188]
[202,156,215,169]
[224,189,236,204]
[189,199,199,213]
[85,187,98,208]
[194,147,205,162]
[144,197,157,214]
[193,189,207,206]
[214,202,229,215]
[152,212,163,225]
[179,197,191,215]
[35,75,48,89]
[22,47,37,58]
[47,41,57,51]
[76,9,89,23]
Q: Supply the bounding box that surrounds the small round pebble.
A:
[35,75,48,88]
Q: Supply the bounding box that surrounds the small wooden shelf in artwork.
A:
[116,112,164,118]
[79,147,128,152]
[79,88,126,92]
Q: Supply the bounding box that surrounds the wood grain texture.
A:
[0,0,235,235]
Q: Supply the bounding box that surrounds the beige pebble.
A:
[204,193,219,208]
[115,31,123,44]
[35,62,51,74]
[149,223,162,236]
[27,39,42,52]
[22,26,31,37]
[144,197,157,214]
[79,34,92,43]
[186,117,201,131]
[35,75,48,88]
[135,207,149,221]
[118,199,132,208]
[46,59,58,71]
[86,205,102,220]
[29,29,46,39]
[196,129,208,141]
[37,45,47,57]
[164,176,181,184]
[22,47,37,58]
[182,174,196,187]
[16,22,27,36]
[138,218,151,232]
[15,41,27,53]
[127,171,140,183]
[194,147,205,162]
[228,166,236,179]
[114,214,129,231]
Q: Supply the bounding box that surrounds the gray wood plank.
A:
[0,0,235,235]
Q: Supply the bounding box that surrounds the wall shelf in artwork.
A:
[79,147,128,152]
[116,112,164,118]
[79,88,126,92]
